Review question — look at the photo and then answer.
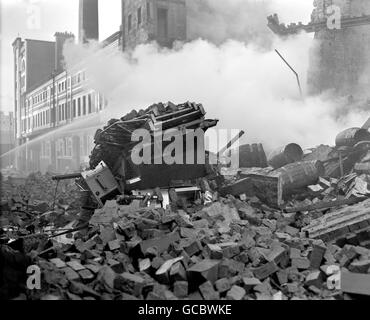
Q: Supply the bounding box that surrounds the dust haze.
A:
[63,0,368,154]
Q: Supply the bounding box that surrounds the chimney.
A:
[79,0,99,44]
[121,0,126,51]
[54,32,75,72]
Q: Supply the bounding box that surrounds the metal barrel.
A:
[238,143,268,168]
[52,173,82,181]
[268,143,303,169]
[273,160,325,193]
[335,128,370,147]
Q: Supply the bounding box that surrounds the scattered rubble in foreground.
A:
[1,104,370,301]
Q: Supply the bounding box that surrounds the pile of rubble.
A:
[2,189,369,300]
[1,104,370,300]
[0,172,82,239]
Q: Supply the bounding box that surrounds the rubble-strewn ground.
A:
[1,106,370,300]
[1,166,370,300]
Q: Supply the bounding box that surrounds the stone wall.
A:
[308,0,370,97]
[122,0,187,50]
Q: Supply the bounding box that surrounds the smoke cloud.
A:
[186,0,274,48]
[63,0,368,154]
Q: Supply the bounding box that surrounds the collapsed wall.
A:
[308,0,370,96]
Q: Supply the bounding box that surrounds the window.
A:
[157,8,168,40]
[67,102,71,119]
[83,96,86,115]
[66,138,72,157]
[138,7,142,26]
[78,98,81,116]
[99,94,103,110]
[147,2,151,20]
[128,14,132,31]
[88,94,92,113]
[73,100,76,118]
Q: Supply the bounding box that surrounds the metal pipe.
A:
[51,173,83,181]
[217,130,245,158]
[275,49,303,99]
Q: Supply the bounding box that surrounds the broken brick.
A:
[108,239,121,251]
[173,281,188,298]
[187,259,220,285]
[242,277,261,291]
[226,285,246,300]
[205,244,223,260]
[183,239,202,256]
[305,271,323,288]
[291,257,310,270]
[170,261,187,282]
[199,281,219,300]
[348,260,370,274]
[309,244,326,270]
[253,261,278,280]
[214,278,231,293]
[114,272,145,297]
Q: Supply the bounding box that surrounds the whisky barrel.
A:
[335,128,370,147]
[272,160,325,193]
[268,143,303,169]
[238,143,268,168]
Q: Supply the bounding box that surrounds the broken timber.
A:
[302,199,370,241]
[285,197,367,213]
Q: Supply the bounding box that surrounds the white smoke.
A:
[63,0,368,154]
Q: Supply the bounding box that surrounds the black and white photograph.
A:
[1,0,370,307]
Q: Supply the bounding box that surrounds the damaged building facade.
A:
[308,0,370,96]
[10,0,187,174]
[121,0,187,50]
[268,0,370,97]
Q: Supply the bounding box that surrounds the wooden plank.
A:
[302,199,370,240]
[285,197,367,213]
[341,271,370,296]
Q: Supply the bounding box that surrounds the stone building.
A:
[121,0,187,50]
[10,0,188,174]
[79,0,99,44]
[0,111,15,168]
[308,0,370,96]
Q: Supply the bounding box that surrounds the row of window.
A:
[21,110,49,132]
[56,138,73,158]
[21,93,107,133]
[29,71,87,106]
[71,94,94,118]
[32,91,48,104]
[71,72,86,87]
[58,80,66,94]
[128,2,151,32]
[41,135,94,159]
